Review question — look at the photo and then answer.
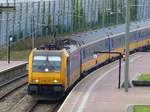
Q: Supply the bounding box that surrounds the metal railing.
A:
[94,51,123,89]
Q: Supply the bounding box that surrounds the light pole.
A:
[124,0,131,92]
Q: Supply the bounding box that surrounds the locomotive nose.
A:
[29,52,62,84]
[30,72,61,84]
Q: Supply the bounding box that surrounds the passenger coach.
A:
[28,22,150,100]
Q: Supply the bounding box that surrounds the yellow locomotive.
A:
[28,40,81,99]
[28,22,150,100]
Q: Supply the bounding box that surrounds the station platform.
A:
[0,61,27,72]
[58,52,150,112]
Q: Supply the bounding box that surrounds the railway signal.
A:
[8,36,13,64]
[0,5,16,64]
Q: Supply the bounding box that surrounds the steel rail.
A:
[0,74,27,100]
[0,74,27,88]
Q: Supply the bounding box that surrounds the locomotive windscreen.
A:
[32,52,61,72]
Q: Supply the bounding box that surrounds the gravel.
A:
[0,86,27,112]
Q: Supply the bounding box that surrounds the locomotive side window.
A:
[84,47,91,58]
[112,35,125,49]
[112,39,114,49]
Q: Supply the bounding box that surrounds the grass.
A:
[138,74,150,81]
[0,49,31,61]
[0,35,53,61]
[0,23,124,61]
[134,105,150,112]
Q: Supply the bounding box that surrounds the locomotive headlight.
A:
[33,79,39,83]
[45,68,49,72]
[53,80,59,83]
[35,80,39,83]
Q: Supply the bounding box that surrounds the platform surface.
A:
[58,52,150,112]
[0,61,27,72]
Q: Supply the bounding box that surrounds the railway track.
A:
[0,63,62,112]
[0,63,27,100]
[8,95,61,112]
[0,73,61,112]
[0,74,27,100]
[28,101,61,112]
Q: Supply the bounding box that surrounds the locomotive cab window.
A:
[32,55,61,72]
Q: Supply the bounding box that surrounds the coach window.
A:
[94,46,97,53]
[83,49,86,59]
[87,48,91,57]
[86,49,89,57]
[89,48,92,56]
[90,48,93,56]
[112,39,114,49]
[148,30,150,35]
[146,30,149,37]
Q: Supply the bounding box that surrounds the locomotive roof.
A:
[70,20,150,44]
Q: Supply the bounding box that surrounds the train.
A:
[27,21,150,100]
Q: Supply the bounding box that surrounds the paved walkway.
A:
[0,61,27,72]
[58,52,150,112]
